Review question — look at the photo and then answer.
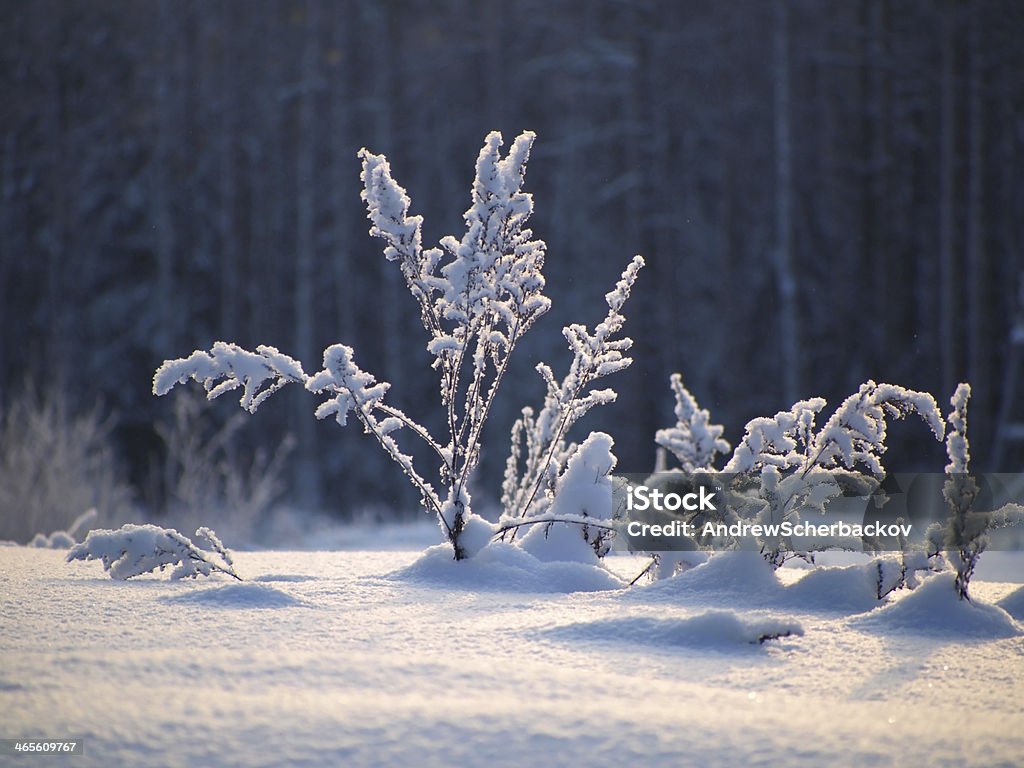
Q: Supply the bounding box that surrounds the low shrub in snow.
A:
[722,379,943,568]
[639,377,1024,608]
[154,131,642,562]
[637,375,946,586]
[67,524,239,581]
[923,383,1024,600]
[654,373,731,473]
[0,383,131,544]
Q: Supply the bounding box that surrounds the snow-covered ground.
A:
[2,539,1022,768]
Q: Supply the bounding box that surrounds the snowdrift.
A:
[388,542,623,593]
[854,573,1021,638]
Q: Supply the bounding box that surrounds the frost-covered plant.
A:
[858,514,937,599]
[500,256,643,530]
[723,381,944,568]
[923,384,1024,600]
[155,132,562,560]
[631,377,727,581]
[0,383,131,544]
[655,373,730,472]
[67,524,239,581]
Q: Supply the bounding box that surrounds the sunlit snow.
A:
[2,541,1021,767]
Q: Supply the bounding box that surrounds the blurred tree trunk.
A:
[363,3,403,393]
[218,0,238,341]
[44,5,71,391]
[965,0,988,461]
[938,0,956,399]
[154,0,178,357]
[330,1,354,340]
[293,0,321,508]
[0,131,14,402]
[864,0,890,372]
[773,0,799,404]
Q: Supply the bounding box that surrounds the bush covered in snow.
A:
[637,377,944,579]
[154,131,642,562]
[67,523,239,581]
[722,380,944,568]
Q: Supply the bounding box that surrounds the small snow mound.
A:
[855,573,1021,638]
[784,564,884,613]
[545,610,803,648]
[162,583,306,609]
[252,574,317,583]
[388,542,623,593]
[631,550,785,603]
[996,585,1024,621]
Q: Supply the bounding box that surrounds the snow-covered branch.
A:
[505,431,620,561]
[502,256,644,524]
[307,344,443,521]
[153,342,307,414]
[655,374,730,472]
[67,524,240,581]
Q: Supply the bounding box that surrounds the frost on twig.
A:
[154,342,307,414]
[924,383,1023,600]
[501,256,643,527]
[655,374,730,473]
[67,524,241,581]
[722,381,944,568]
[941,383,982,600]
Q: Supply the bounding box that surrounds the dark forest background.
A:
[3,0,1024,529]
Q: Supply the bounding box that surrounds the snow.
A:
[160,582,307,609]
[854,572,1021,638]
[782,561,889,613]
[544,611,804,648]
[633,550,786,603]
[997,585,1024,620]
[2,544,1023,767]
[390,542,622,593]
